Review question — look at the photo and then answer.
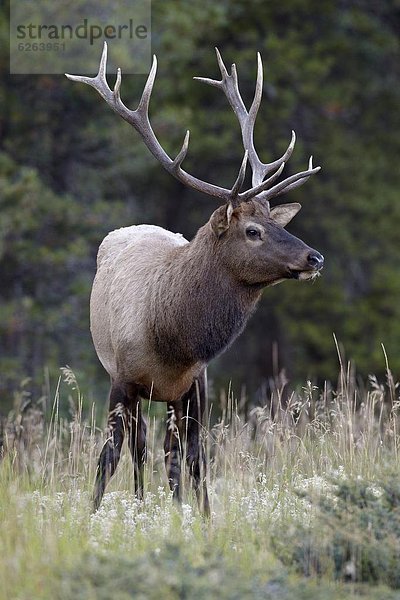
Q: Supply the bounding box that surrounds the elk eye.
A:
[246,228,261,240]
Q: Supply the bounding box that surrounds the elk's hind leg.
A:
[183,372,210,516]
[93,381,129,511]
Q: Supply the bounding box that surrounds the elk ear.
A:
[210,203,234,237]
[270,203,301,227]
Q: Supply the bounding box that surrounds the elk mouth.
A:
[287,268,322,281]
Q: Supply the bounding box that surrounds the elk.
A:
[66,43,324,514]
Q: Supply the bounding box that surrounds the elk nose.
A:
[307,251,324,270]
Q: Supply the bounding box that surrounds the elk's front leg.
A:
[126,386,146,499]
[183,373,210,516]
[163,374,210,516]
[93,381,128,511]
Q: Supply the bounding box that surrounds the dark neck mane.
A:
[152,224,262,366]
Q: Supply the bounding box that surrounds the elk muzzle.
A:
[288,249,324,280]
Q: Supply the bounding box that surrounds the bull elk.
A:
[66,43,324,514]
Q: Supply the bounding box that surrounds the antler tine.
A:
[114,67,122,100]
[249,55,296,179]
[193,76,221,88]
[241,157,321,203]
[66,41,110,99]
[172,130,190,170]
[194,48,247,118]
[272,157,321,198]
[248,52,263,120]
[193,47,228,88]
[98,40,107,81]
[66,42,137,123]
[230,151,248,204]
[136,55,157,115]
[244,52,265,186]
[263,130,296,177]
[215,47,228,78]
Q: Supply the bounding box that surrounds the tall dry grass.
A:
[0,355,400,599]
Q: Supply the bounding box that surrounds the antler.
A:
[195,48,320,204]
[66,43,320,208]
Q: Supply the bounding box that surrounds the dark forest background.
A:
[1,0,399,412]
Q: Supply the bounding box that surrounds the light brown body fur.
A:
[91,217,264,403]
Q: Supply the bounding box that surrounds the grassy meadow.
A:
[1,358,400,600]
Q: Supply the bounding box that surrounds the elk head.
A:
[66,44,324,285]
[209,200,323,287]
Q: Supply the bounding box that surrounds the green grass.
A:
[1,365,400,599]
